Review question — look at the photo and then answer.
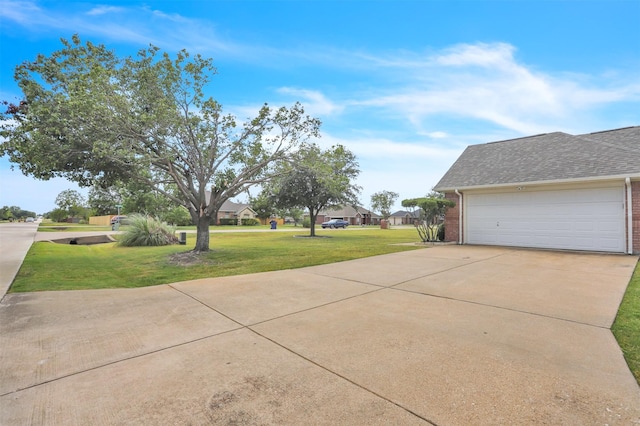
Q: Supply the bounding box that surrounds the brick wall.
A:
[443,192,460,243]
[632,181,640,254]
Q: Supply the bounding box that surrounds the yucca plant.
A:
[117,214,178,247]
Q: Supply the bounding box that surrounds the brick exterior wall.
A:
[632,181,640,254]
[443,192,460,243]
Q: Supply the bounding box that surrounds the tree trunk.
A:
[194,215,212,252]
[309,209,317,237]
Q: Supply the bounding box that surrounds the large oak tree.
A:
[1,35,320,251]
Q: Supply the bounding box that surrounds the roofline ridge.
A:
[582,125,639,135]
[484,131,567,145]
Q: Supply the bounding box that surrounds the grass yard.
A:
[612,260,640,383]
[10,228,423,292]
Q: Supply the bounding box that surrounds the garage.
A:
[465,186,625,252]
[433,126,640,254]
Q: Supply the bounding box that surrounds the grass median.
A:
[10,228,423,292]
[612,260,640,383]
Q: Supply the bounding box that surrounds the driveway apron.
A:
[1,245,639,425]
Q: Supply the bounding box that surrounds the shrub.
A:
[302,218,311,228]
[241,218,260,226]
[219,218,237,226]
[437,223,445,241]
[161,206,192,226]
[117,215,178,247]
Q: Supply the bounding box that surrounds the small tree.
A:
[55,189,86,220]
[270,144,360,237]
[279,207,304,226]
[161,206,192,226]
[370,190,399,225]
[88,186,123,216]
[250,191,276,224]
[402,196,455,242]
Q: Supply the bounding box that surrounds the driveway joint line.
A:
[0,327,245,398]
[302,251,510,290]
[245,325,440,426]
[389,286,613,329]
[168,283,246,328]
[170,281,387,328]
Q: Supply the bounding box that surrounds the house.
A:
[204,189,258,224]
[433,126,640,254]
[216,199,257,225]
[389,210,420,226]
[313,206,381,225]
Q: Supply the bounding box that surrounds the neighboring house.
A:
[389,209,429,226]
[313,206,381,225]
[433,126,640,254]
[389,210,417,226]
[216,199,257,224]
[204,190,257,224]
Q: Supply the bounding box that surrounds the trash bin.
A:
[178,232,187,245]
[270,220,277,230]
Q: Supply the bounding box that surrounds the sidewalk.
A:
[0,222,38,300]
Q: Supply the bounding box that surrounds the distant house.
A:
[217,200,256,224]
[202,191,256,224]
[313,206,381,225]
[389,210,420,226]
[433,126,640,254]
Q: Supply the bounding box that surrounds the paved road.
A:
[1,245,639,424]
[0,222,38,300]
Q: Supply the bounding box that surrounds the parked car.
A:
[110,215,128,225]
[321,219,349,229]
[25,217,35,222]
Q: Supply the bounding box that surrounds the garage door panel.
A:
[466,187,624,252]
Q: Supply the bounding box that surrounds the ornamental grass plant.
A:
[117,214,178,247]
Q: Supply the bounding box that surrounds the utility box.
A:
[178,232,187,245]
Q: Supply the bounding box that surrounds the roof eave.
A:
[434,172,640,192]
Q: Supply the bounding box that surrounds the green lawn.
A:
[10,228,423,292]
[612,260,640,383]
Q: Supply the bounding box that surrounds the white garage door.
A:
[466,186,625,252]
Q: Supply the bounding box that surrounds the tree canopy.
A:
[270,143,360,236]
[1,35,321,251]
[55,189,87,219]
[0,206,36,221]
[401,196,455,242]
[370,190,399,221]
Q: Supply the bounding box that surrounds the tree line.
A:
[2,35,453,248]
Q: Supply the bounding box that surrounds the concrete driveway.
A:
[1,245,639,424]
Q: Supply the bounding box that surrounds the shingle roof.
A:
[320,205,381,218]
[390,209,421,217]
[219,199,252,213]
[434,126,640,190]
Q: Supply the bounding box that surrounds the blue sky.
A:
[1,0,639,214]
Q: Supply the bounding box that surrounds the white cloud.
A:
[319,132,460,161]
[0,0,41,25]
[86,5,123,16]
[276,88,344,116]
[342,42,639,136]
[1,0,240,54]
